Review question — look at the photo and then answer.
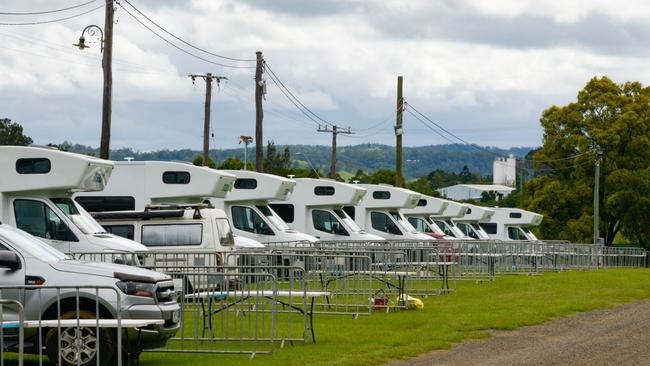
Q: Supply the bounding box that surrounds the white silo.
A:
[493,155,517,187]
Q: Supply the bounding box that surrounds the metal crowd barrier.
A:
[1,299,24,366]
[0,285,125,366]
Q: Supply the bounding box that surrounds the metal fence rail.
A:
[1,299,24,366]
[0,285,125,366]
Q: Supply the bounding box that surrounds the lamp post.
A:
[239,135,253,170]
[593,147,604,245]
[74,2,113,160]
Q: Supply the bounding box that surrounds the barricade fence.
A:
[0,285,125,366]
[1,299,24,366]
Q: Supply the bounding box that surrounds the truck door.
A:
[0,241,26,323]
[12,198,79,253]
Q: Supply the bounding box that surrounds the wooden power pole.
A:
[255,51,265,172]
[395,76,404,187]
[318,125,353,179]
[189,73,227,166]
[99,0,114,160]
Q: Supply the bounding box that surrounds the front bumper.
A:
[122,302,180,351]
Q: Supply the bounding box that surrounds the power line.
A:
[265,62,337,127]
[404,108,457,144]
[265,66,324,126]
[116,2,256,69]
[0,0,98,15]
[0,4,104,25]
[121,0,256,63]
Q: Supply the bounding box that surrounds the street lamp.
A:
[73,25,104,52]
[74,15,113,160]
[239,135,253,170]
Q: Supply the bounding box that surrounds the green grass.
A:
[134,269,650,366]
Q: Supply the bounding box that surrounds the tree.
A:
[369,169,396,185]
[525,76,650,247]
[348,169,370,183]
[264,141,292,176]
[0,118,32,146]
[192,155,216,169]
[217,157,253,170]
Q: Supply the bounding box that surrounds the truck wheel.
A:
[45,310,115,366]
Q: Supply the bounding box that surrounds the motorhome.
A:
[452,204,494,240]
[269,178,385,241]
[74,160,263,251]
[479,207,543,241]
[429,199,471,239]
[208,170,318,244]
[344,184,433,241]
[0,146,147,254]
[401,194,451,239]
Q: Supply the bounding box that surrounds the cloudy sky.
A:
[1,0,649,151]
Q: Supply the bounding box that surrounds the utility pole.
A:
[593,148,604,244]
[99,0,114,160]
[317,125,353,179]
[395,76,404,187]
[255,51,265,172]
[189,73,227,166]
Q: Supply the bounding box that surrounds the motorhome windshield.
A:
[507,226,529,240]
[390,212,418,233]
[456,222,480,239]
[1,226,67,262]
[371,212,402,235]
[51,198,107,235]
[256,205,291,231]
[407,217,434,233]
[333,209,363,232]
[231,206,274,235]
[433,220,458,237]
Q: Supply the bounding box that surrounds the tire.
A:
[45,310,115,366]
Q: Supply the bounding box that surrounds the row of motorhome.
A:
[1,146,544,256]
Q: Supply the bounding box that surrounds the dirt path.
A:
[386,299,650,366]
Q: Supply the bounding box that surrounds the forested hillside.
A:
[60,142,531,178]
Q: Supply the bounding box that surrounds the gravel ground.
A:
[386,299,650,366]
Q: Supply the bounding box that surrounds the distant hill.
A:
[61,142,533,179]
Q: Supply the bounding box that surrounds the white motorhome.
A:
[429,199,471,239]
[208,170,318,244]
[479,207,543,241]
[269,179,385,241]
[452,204,494,240]
[0,146,147,254]
[401,195,451,239]
[344,184,433,241]
[74,160,263,251]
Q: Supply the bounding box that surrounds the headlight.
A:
[116,281,155,298]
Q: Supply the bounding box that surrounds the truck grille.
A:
[156,280,176,303]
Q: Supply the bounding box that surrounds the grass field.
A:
[133,269,650,366]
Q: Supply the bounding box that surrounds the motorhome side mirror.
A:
[0,251,21,270]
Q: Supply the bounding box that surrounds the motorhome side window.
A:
[141,224,202,246]
[103,225,135,240]
[234,178,257,189]
[479,223,497,235]
[509,212,522,218]
[231,206,274,235]
[15,158,51,174]
[373,191,391,199]
[312,210,349,236]
[215,218,235,245]
[508,227,527,240]
[371,212,402,235]
[417,199,427,207]
[268,204,294,223]
[162,171,191,184]
[314,186,335,196]
[13,200,78,241]
[457,223,479,239]
[75,196,135,212]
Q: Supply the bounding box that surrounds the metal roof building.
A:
[437,184,516,201]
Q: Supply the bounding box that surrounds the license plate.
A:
[172,310,179,323]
